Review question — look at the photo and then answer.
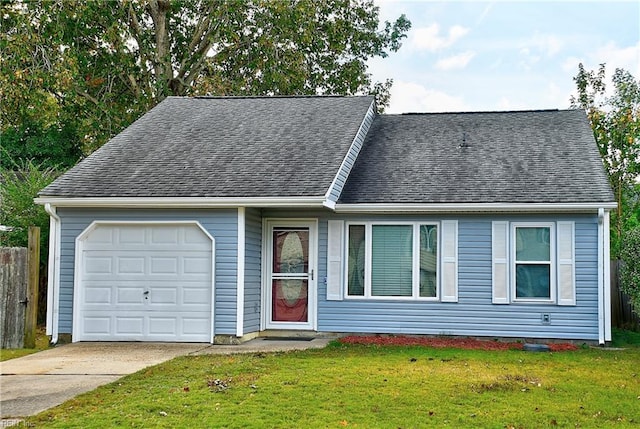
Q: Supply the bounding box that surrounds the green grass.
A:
[25,339,640,428]
[0,327,50,361]
[611,328,640,348]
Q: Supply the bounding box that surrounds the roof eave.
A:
[34,196,327,209]
[334,202,618,214]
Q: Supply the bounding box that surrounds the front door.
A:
[265,220,317,330]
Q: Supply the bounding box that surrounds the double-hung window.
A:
[512,223,554,301]
[346,223,439,299]
[492,221,574,305]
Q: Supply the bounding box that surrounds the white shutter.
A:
[440,220,458,302]
[492,221,509,304]
[557,221,576,306]
[326,220,344,301]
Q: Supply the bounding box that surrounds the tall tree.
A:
[571,64,640,256]
[2,0,410,152]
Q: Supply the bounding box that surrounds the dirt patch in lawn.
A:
[338,335,579,352]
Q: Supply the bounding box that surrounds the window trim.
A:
[510,222,556,303]
[344,221,440,301]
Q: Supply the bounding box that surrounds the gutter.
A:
[334,202,618,214]
[34,196,327,208]
[44,203,61,345]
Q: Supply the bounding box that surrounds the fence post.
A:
[24,226,40,348]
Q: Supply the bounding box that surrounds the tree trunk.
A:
[148,0,172,101]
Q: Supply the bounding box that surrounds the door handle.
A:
[143,290,149,295]
[309,269,314,281]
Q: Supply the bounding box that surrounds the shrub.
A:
[619,226,640,316]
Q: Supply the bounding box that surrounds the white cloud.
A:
[518,47,541,71]
[475,3,493,27]
[410,23,470,52]
[531,34,563,57]
[562,56,583,73]
[387,80,469,113]
[592,41,640,78]
[496,97,529,111]
[435,51,476,71]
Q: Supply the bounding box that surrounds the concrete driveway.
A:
[0,338,329,422]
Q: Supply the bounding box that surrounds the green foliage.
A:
[0,160,58,260]
[571,64,640,257]
[2,0,410,151]
[611,328,640,347]
[619,227,640,316]
[26,346,640,428]
[1,121,83,170]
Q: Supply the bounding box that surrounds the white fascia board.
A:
[334,202,618,214]
[34,196,326,208]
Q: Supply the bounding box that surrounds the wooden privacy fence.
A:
[0,226,40,349]
[611,260,640,331]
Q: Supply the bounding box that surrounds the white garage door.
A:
[75,223,214,342]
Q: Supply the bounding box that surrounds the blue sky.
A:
[369,0,640,113]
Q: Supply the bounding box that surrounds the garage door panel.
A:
[116,317,144,335]
[149,288,178,305]
[151,228,179,244]
[148,317,177,335]
[118,257,146,274]
[117,287,146,304]
[183,318,210,334]
[84,256,113,274]
[84,286,111,304]
[184,257,211,273]
[150,257,178,274]
[78,223,213,342]
[83,317,111,334]
[183,287,210,304]
[117,226,146,244]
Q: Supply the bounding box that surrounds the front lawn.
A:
[27,341,639,428]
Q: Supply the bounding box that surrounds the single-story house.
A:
[36,96,616,344]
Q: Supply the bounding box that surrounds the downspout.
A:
[597,208,605,345]
[604,210,612,342]
[236,207,245,338]
[44,204,61,345]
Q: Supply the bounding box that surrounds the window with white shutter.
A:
[492,221,575,306]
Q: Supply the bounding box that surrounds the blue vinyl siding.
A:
[57,206,601,341]
[263,210,601,341]
[243,208,262,334]
[56,208,238,336]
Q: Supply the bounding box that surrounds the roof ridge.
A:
[187,95,372,100]
[395,108,567,116]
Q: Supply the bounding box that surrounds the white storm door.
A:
[265,220,317,330]
[76,222,214,342]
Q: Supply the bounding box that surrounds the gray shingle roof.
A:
[40,96,374,198]
[339,109,614,204]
